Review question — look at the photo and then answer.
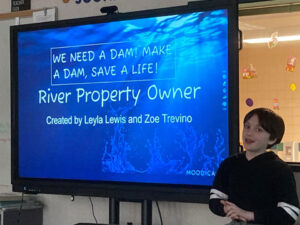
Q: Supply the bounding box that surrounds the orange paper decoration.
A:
[286,56,296,72]
[268,32,279,49]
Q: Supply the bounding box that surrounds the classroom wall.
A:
[0,1,231,225]
[239,42,300,162]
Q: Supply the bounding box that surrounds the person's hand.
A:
[220,200,254,222]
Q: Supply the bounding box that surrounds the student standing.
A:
[209,108,299,225]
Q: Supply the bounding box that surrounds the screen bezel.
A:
[11,0,239,203]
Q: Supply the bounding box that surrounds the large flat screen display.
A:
[11,2,239,202]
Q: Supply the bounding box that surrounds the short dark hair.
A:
[243,108,285,149]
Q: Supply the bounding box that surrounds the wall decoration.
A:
[273,98,279,110]
[74,0,115,4]
[286,56,296,72]
[242,64,256,79]
[11,0,30,12]
[290,83,296,91]
[63,0,115,4]
[246,98,253,107]
[267,32,279,49]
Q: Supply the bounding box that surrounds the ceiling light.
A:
[244,35,300,44]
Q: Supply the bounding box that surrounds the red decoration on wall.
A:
[242,64,256,79]
[273,98,279,110]
[286,56,296,72]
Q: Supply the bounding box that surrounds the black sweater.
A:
[209,151,299,225]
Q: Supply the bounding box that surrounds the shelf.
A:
[0,9,42,20]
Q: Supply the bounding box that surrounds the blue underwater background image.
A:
[18,9,229,186]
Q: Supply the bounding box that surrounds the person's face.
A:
[242,114,276,153]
